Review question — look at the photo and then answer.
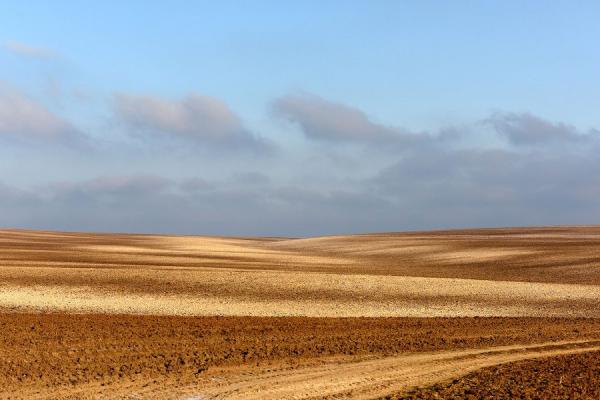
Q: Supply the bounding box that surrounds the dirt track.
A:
[189,340,600,400]
[3,314,600,399]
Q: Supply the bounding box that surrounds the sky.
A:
[1,1,600,236]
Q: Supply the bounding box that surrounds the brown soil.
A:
[2,227,600,317]
[2,314,600,399]
[194,340,600,400]
[3,227,600,398]
[398,351,600,399]
[3,225,600,285]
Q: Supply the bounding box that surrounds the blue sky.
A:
[1,1,600,236]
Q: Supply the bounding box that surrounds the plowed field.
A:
[1,227,600,398]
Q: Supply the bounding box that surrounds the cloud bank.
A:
[2,87,599,236]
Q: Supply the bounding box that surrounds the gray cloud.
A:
[4,139,600,237]
[2,87,600,236]
[272,93,432,146]
[0,85,83,144]
[2,41,57,59]
[370,145,600,229]
[49,175,174,202]
[114,93,273,153]
[231,171,271,185]
[0,174,390,236]
[485,112,598,146]
[273,94,599,151]
[180,177,214,193]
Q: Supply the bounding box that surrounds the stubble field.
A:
[1,226,600,398]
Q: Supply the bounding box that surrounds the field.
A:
[399,349,600,399]
[1,226,600,398]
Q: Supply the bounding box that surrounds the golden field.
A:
[1,226,600,398]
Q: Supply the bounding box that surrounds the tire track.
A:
[182,339,600,400]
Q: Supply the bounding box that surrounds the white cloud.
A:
[273,93,431,147]
[114,93,273,152]
[485,112,598,146]
[0,85,82,143]
[2,41,57,59]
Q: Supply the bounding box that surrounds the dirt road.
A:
[21,339,598,400]
[4,314,600,399]
[174,340,600,400]
[188,341,600,400]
